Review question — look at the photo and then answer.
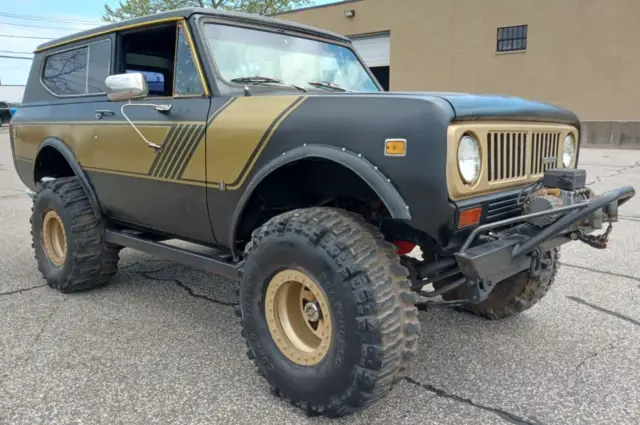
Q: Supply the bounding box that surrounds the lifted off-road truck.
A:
[9,8,636,417]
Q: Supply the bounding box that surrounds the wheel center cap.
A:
[303,301,320,322]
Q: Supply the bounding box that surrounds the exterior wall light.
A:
[344,10,355,18]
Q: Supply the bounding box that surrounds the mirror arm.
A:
[121,101,162,150]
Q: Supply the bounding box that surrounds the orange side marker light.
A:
[458,207,482,229]
[385,139,407,157]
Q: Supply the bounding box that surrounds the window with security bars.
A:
[496,25,527,52]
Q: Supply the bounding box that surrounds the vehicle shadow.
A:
[97,249,550,424]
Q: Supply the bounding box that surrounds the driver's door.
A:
[84,21,214,244]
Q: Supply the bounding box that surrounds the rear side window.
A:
[42,39,112,96]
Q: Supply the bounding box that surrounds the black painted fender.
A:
[35,138,102,219]
[229,144,412,254]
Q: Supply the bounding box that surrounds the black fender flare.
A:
[229,144,411,255]
[35,138,102,219]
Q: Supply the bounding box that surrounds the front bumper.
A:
[453,181,635,284]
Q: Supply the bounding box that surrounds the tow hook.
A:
[529,247,554,277]
[529,247,544,277]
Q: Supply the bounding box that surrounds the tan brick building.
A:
[278,0,640,147]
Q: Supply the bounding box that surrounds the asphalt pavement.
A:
[1,129,639,425]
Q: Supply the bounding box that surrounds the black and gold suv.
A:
[9,7,636,418]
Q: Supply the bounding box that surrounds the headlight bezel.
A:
[457,133,482,186]
[562,134,576,168]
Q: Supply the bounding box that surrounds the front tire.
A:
[439,248,560,320]
[237,207,420,417]
[31,176,120,293]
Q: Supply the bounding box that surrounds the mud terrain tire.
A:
[440,248,560,320]
[237,207,420,417]
[31,176,120,293]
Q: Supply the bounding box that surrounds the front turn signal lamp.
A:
[458,207,482,229]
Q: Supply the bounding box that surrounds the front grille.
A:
[487,131,561,182]
[486,192,523,222]
[487,132,527,182]
[530,132,561,175]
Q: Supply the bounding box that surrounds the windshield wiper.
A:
[230,76,307,92]
[308,81,349,92]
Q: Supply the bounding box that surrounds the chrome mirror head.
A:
[105,72,149,101]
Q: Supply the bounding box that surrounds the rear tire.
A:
[31,176,120,293]
[237,207,420,417]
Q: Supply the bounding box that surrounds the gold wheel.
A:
[41,210,67,267]
[265,269,332,366]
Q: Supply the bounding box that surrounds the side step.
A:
[104,230,238,280]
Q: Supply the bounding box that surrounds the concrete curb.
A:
[581,121,640,149]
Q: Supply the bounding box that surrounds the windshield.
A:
[202,23,380,93]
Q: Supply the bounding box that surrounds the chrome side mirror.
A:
[105,72,149,102]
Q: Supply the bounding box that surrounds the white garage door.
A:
[350,32,390,68]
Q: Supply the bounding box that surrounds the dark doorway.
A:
[370,66,390,91]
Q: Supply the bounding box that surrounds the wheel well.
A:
[235,158,391,250]
[34,146,75,183]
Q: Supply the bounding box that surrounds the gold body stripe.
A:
[206,96,306,188]
[12,96,307,191]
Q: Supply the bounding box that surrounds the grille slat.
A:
[487,131,527,182]
[531,132,561,175]
[533,134,536,174]
[499,133,507,180]
[486,130,562,183]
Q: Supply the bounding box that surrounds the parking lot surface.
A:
[1,128,639,425]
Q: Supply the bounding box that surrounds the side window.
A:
[117,22,205,97]
[42,39,112,96]
[174,24,205,96]
[42,47,88,96]
[87,39,112,94]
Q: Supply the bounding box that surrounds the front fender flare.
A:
[229,144,411,255]
[35,138,102,219]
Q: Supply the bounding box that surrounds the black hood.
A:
[392,91,580,126]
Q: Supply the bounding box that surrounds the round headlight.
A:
[458,135,481,184]
[563,135,576,167]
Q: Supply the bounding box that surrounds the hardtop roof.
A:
[35,7,351,52]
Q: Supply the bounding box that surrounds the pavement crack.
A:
[586,160,640,186]
[566,296,640,327]
[0,284,47,296]
[120,260,173,275]
[403,377,545,425]
[140,271,238,307]
[33,298,67,346]
[559,261,640,284]
[118,260,238,305]
[574,337,625,372]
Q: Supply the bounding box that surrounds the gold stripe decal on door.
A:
[153,124,191,178]
[148,125,179,176]
[162,124,200,179]
[204,96,307,189]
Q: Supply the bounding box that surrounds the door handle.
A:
[154,104,172,113]
[94,110,114,119]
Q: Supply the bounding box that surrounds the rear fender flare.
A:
[35,138,102,219]
[229,144,411,256]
